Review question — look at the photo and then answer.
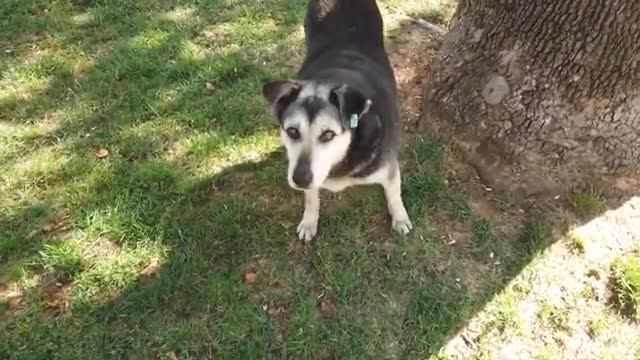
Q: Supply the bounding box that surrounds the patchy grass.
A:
[567,187,607,217]
[567,228,587,254]
[537,302,573,333]
[1,0,639,359]
[471,218,497,258]
[452,198,472,222]
[518,220,549,256]
[611,252,640,319]
[588,318,608,339]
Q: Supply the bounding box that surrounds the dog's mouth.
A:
[288,182,304,191]
[288,179,316,191]
[288,174,324,191]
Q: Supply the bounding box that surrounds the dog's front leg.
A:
[383,164,413,235]
[297,188,320,242]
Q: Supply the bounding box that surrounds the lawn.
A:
[1,0,639,359]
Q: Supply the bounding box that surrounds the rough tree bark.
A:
[421,0,640,192]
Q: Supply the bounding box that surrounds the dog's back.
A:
[304,0,385,58]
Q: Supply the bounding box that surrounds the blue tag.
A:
[349,114,359,128]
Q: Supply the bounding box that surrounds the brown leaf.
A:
[140,257,161,278]
[280,221,294,230]
[7,295,24,310]
[1,286,24,310]
[267,304,286,318]
[95,148,109,159]
[43,283,71,320]
[319,297,336,318]
[203,31,225,41]
[167,352,178,360]
[244,271,257,284]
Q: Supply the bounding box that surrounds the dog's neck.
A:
[328,112,383,179]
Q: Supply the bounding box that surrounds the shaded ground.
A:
[1,0,639,359]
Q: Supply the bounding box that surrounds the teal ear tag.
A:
[349,114,359,128]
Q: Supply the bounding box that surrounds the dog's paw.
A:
[392,217,413,235]
[297,219,318,242]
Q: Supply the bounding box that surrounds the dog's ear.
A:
[329,84,372,128]
[262,80,301,119]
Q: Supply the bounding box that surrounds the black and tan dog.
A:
[262,0,412,242]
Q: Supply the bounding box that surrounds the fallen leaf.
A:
[140,257,161,277]
[280,221,294,230]
[319,297,336,318]
[267,304,286,318]
[167,352,178,360]
[244,272,257,284]
[95,148,109,159]
[203,31,225,41]
[7,296,24,310]
[42,281,71,320]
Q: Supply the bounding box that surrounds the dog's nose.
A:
[292,161,313,189]
[292,167,312,188]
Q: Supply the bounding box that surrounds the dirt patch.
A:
[0,284,25,325]
[388,23,442,132]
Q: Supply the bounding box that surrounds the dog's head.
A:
[262,80,372,190]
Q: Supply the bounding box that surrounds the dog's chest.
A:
[320,165,388,192]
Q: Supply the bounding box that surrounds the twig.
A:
[412,18,447,36]
[460,332,478,349]
[395,12,448,36]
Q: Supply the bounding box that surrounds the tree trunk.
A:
[421,0,640,188]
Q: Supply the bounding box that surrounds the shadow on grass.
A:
[0,0,303,167]
[1,1,639,359]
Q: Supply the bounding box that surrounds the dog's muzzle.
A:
[292,155,313,189]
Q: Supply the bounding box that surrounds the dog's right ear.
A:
[329,84,372,129]
[262,80,301,119]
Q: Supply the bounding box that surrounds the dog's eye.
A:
[319,130,336,143]
[285,127,301,140]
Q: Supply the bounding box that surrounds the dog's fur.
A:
[262,0,412,241]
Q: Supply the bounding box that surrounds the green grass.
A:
[567,187,607,217]
[568,229,587,254]
[536,302,572,332]
[2,0,634,359]
[588,318,608,339]
[611,252,640,319]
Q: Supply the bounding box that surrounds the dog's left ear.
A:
[329,84,372,129]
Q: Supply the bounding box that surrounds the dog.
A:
[262,0,412,242]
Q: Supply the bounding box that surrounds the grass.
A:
[537,302,572,333]
[588,318,608,339]
[611,252,640,319]
[1,0,638,359]
[567,187,607,217]
[567,229,587,254]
